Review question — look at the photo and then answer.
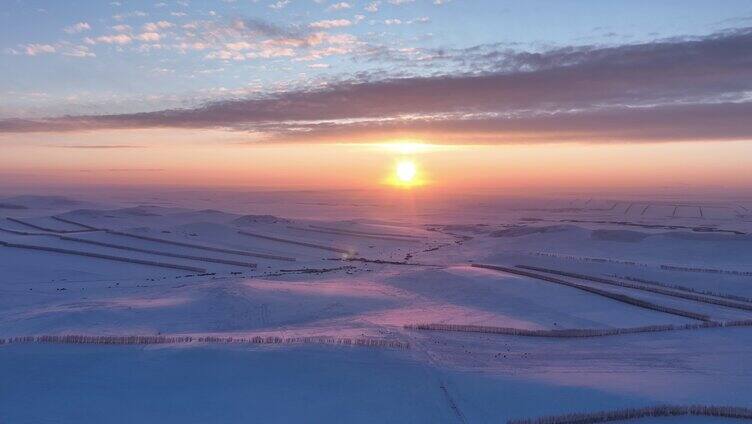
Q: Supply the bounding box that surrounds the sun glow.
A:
[388,159,424,188]
[381,140,432,154]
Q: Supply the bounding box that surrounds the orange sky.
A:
[1,129,751,193]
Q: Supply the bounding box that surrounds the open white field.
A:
[2,193,752,423]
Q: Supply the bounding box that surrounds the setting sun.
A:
[388,159,424,188]
[396,160,417,182]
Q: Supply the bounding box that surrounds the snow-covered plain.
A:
[1,192,752,423]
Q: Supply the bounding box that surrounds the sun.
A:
[396,160,417,183]
[388,159,423,188]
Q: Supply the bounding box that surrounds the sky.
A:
[1,0,752,193]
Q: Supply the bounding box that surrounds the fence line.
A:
[528,251,644,267]
[238,230,356,255]
[0,226,46,236]
[0,240,206,273]
[518,265,752,312]
[0,334,409,350]
[52,218,296,261]
[58,235,257,268]
[106,230,295,262]
[51,215,101,230]
[472,264,711,321]
[611,274,752,304]
[404,320,752,339]
[507,404,752,424]
[660,264,752,277]
[0,227,256,268]
[308,224,427,239]
[6,217,96,234]
[288,225,422,242]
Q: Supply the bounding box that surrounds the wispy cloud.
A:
[309,19,353,29]
[180,17,358,62]
[63,22,91,34]
[328,2,352,11]
[112,10,148,21]
[52,145,146,149]
[136,32,161,42]
[89,34,133,45]
[22,44,56,56]
[4,28,752,144]
[142,21,173,31]
[61,44,96,58]
[269,0,290,10]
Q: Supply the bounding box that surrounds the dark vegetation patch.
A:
[489,225,566,238]
[590,229,651,242]
[233,215,291,225]
[0,203,26,210]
